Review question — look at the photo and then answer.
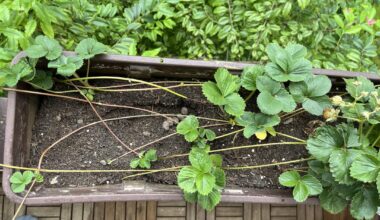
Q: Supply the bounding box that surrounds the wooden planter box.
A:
[2,52,379,205]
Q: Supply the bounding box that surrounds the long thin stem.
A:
[12,180,36,220]
[88,84,202,93]
[214,129,243,140]
[370,135,380,148]
[85,59,90,84]
[122,166,183,180]
[70,82,138,154]
[63,76,187,99]
[244,91,255,101]
[365,124,375,138]
[161,142,305,160]
[224,157,311,170]
[276,132,306,143]
[59,80,203,89]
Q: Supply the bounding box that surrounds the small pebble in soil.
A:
[100,160,107,165]
[77,119,84,124]
[283,118,293,125]
[251,149,255,153]
[181,107,189,115]
[282,158,285,161]
[50,176,59,185]
[176,114,186,120]
[171,117,179,124]
[56,114,62,121]
[143,131,151,136]
[162,121,170,130]
[93,152,97,157]
[116,145,123,151]
[167,119,174,126]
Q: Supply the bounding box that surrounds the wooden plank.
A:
[314,205,322,220]
[136,201,147,220]
[187,202,196,220]
[126,202,137,220]
[38,218,60,220]
[27,207,61,217]
[296,205,305,220]
[206,208,215,220]
[0,196,3,220]
[157,207,186,217]
[261,204,270,220]
[115,202,126,220]
[83,202,94,220]
[243,204,251,220]
[157,218,185,220]
[197,204,206,220]
[218,203,243,207]
[216,207,243,217]
[94,202,105,220]
[305,205,314,220]
[147,201,157,220]
[158,201,186,207]
[61,204,72,220]
[105,202,115,220]
[252,204,261,220]
[3,197,15,220]
[215,217,242,220]
[72,203,84,220]
[271,207,297,217]
[271,217,297,220]
[13,203,26,218]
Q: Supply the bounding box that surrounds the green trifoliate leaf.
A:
[176,115,200,142]
[301,175,322,195]
[306,124,360,162]
[0,59,33,87]
[10,171,34,193]
[289,75,332,115]
[329,149,360,185]
[350,187,380,220]
[236,112,280,138]
[256,75,281,94]
[197,189,221,211]
[75,38,108,59]
[178,167,198,193]
[129,149,157,169]
[145,149,157,161]
[319,187,348,214]
[279,171,300,187]
[189,148,212,173]
[344,76,375,101]
[204,129,216,141]
[26,35,62,60]
[214,68,240,97]
[130,158,140,168]
[30,70,54,90]
[240,65,265,91]
[223,93,245,116]
[48,55,83,76]
[257,88,296,115]
[196,173,215,195]
[350,154,380,182]
[265,43,312,82]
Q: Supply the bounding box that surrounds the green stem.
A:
[365,124,375,138]
[73,73,91,87]
[123,166,183,179]
[359,121,364,142]
[276,132,306,143]
[214,128,244,140]
[370,135,380,148]
[85,59,90,84]
[244,91,255,101]
[64,76,187,99]
[224,157,311,170]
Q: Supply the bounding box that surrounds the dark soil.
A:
[29,80,320,189]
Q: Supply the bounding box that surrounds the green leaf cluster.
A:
[10,171,44,193]
[235,112,280,139]
[202,68,245,117]
[176,115,216,148]
[130,149,157,169]
[178,148,225,211]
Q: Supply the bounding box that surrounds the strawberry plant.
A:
[10,171,44,193]
[280,76,380,220]
[130,149,158,169]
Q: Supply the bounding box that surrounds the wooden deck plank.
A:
[115,202,126,220]
[252,204,261,220]
[158,201,186,207]
[271,217,297,220]
[94,202,105,220]
[296,205,305,220]
[14,203,26,218]
[147,201,157,220]
[218,203,243,207]
[105,202,115,220]
[262,204,270,220]
[186,202,196,220]
[314,206,322,220]
[38,218,60,220]
[0,196,3,220]
[136,201,147,220]
[157,207,186,217]
[270,207,296,217]
[27,207,61,217]
[216,207,243,217]
[126,202,137,220]
[305,205,314,220]
[215,217,242,220]
[206,208,215,220]
[3,197,15,220]
[157,218,186,220]
[83,202,94,220]
[243,204,251,220]
[72,203,84,220]
[61,204,72,220]
[197,204,206,220]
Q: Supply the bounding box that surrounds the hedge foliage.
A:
[1,0,380,74]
